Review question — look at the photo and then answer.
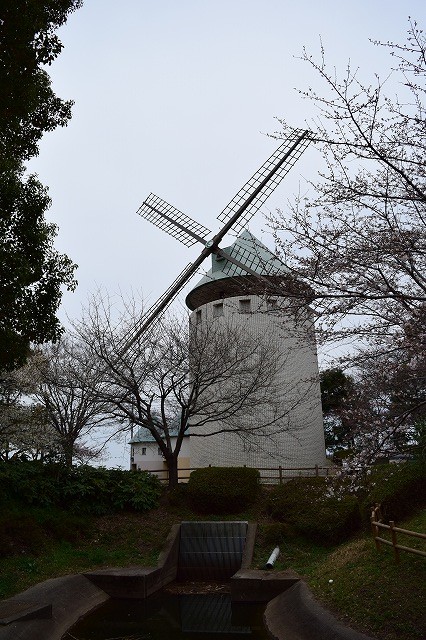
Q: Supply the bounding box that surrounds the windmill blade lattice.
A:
[137,193,211,247]
[138,262,200,328]
[118,261,202,356]
[217,129,311,234]
[125,131,311,354]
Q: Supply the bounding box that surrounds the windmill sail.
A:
[118,262,201,356]
[216,130,311,235]
[137,193,211,247]
[126,131,311,353]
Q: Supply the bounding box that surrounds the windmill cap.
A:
[185,230,290,310]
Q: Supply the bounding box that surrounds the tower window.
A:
[267,298,278,311]
[239,299,251,313]
[213,302,224,317]
[141,447,146,455]
[196,309,202,324]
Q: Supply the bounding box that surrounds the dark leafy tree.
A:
[0,1,81,370]
[0,0,82,168]
[320,368,354,453]
[320,368,353,414]
[0,171,77,370]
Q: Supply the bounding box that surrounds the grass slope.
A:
[255,511,426,640]
[0,493,424,640]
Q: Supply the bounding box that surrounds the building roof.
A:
[200,230,288,284]
[129,426,189,444]
[186,230,289,310]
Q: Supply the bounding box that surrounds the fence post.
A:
[315,464,319,477]
[371,504,381,551]
[389,521,400,563]
[279,466,283,484]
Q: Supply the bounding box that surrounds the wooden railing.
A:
[370,503,426,563]
[257,464,334,483]
[145,464,334,485]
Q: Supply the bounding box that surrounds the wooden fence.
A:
[370,504,426,563]
[145,464,334,485]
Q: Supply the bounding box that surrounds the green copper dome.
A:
[185,230,289,310]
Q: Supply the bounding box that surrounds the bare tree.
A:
[268,20,426,456]
[33,338,111,466]
[73,293,293,488]
[269,19,425,345]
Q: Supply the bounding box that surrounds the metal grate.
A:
[178,521,248,581]
[180,594,250,634]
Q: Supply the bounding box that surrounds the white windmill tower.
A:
[128,130,326,474]
[185,229,326,471]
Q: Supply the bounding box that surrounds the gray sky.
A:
[27,1,425,466]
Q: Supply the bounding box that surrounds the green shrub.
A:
[360,461,426,522]
[60,465,113,514]
[0,461,63,507]
[187,466,260,514]
[107,468,163,512]
[60,466,162,514]
[0,461,162,515]
[267,478,361,545]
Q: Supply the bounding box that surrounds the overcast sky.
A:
[27,1,425,466]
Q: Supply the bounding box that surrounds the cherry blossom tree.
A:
[0,354,60,461]
[33,338,111,466]
[269,20,426,462]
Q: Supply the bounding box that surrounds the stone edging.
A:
[265,580,375,640]
[0,574,108,640]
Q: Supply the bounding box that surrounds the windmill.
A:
[129,129,327,476]
[121,130,311,353]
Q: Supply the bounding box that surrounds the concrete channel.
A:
[0,521,374,640]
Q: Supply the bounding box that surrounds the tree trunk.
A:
[62,439,74,467]
[165,453,179,489]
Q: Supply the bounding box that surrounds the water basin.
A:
[63,592,269,640]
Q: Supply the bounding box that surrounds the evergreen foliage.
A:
[0,461,162,515]
[360,461,426,522]
[0,1,81,370]
[267,477,361,545]
[187,466,260,513]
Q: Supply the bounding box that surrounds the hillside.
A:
[0,487,425,640]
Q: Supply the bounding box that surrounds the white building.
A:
[130,231,326,478]
[129,428,191,482]
[185,231,327,473]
